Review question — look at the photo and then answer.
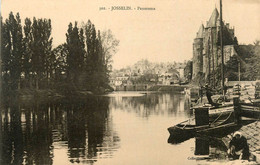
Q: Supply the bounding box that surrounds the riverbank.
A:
[148,84,189,92]
[3,88,95,100]
[222,120,260,164]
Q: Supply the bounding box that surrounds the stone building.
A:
[192,8,237,85]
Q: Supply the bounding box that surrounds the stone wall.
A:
[192,38,203,78]
[115,84,151,91]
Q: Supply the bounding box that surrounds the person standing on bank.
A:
[204,84,214,105]
[200,84,220,106]
[228,131,250,160]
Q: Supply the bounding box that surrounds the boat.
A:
[168,0,239,139]
[167,99,259,139]
[167,106,235,138]
[191,103,234,117]
[240,100,260,119]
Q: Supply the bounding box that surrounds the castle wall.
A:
[217,45,237,64]
[192,38,203,78]
[192,9,236,85]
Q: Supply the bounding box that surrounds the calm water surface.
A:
[0,92,229,165]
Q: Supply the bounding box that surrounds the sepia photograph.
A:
[0,0,260,164]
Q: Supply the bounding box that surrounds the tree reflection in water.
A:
[0,96,120,165]
[109,93,192,118]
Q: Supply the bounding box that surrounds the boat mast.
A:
[220,0,225,95]
[0,12,2,102]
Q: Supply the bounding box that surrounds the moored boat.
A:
[240,101,260,119]
[168,97,259,138]
[168,105,235,137]
[168,114,235,135]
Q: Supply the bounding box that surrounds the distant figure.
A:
[204,84,214,105]
[228,131,250,160]
[224,84,228,95]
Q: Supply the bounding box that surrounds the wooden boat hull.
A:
[196,122,238,136]
[168,125,196,137]
[240,103,260,119]
[168,121,236,137]
[168,106,235,138]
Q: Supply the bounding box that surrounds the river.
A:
[0,92,229,165]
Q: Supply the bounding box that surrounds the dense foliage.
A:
[1,12,119,94]
[223,44,260,81]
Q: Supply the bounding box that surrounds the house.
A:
[175,63,186,79]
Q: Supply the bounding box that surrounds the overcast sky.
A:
[1,0,260,69]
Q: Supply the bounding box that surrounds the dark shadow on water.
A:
[195,137,209,155]
[167,133,194,144]
[0,96,120,165]
[168,134,229,160]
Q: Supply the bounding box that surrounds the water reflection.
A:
[195,137,209,156]
[0,97,120,165]
[168,133,193,144]
[109,92,192,118]
[1,92,195,165]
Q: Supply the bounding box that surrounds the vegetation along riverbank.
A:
[1,12,119,97]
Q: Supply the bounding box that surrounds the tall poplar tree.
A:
[0,15,3,95]
[85,20,98,91]
[84,21,119,92]
[1,15,11,92]
[23,18,33,88]
[31,18,52,89]
[66,22,85,86]
[2,12,23,90]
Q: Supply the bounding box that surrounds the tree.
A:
[224,56,240,81]
[254,40,260,46]
[2,12,23,90]
[52,44,68,81]
[1,15,11,92]
[83,21,120,93]
[0,16,3,95]
[1,13,119,94]
[184,61,193,82]
[244,41,260,80]
[30,17,53,89]
[84,20,98,90]
[233,44,259,81]
[66,22,85,86]
[100,29,119,72]
[23,18,33,88]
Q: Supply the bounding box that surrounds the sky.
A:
[1,0,260,69]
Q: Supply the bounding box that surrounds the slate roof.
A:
[207,8,219,27]
[196,24,204,38]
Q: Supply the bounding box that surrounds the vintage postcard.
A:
[0,0,260,164]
